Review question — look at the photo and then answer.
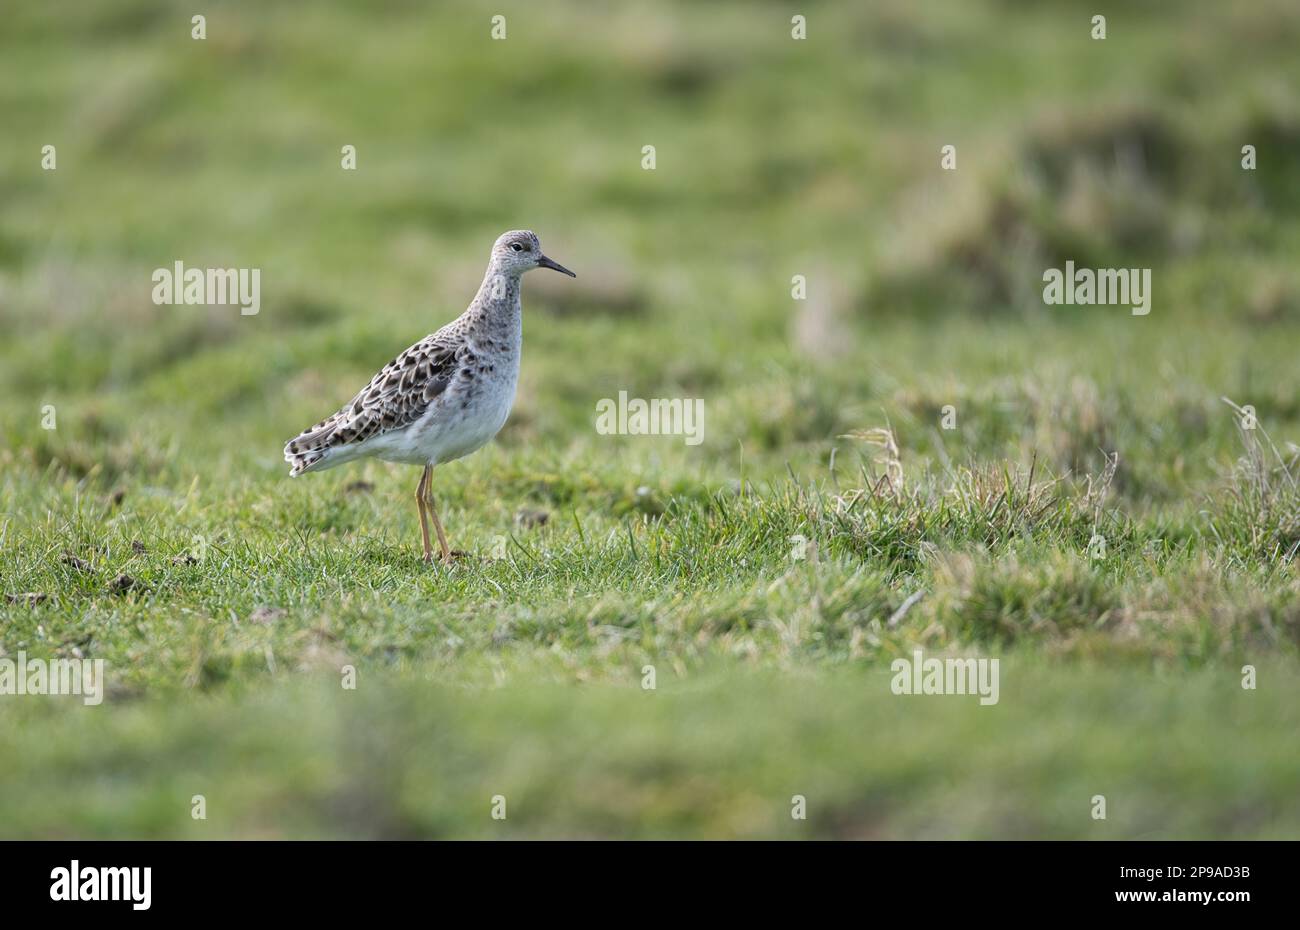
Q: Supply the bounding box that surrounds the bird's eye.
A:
[510,243,523,252]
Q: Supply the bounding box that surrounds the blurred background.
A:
[3,0,1299,487]
[0,1,1298,838]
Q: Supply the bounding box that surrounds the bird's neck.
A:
[463,264,523,339]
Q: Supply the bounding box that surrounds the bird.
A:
[283,229,575,564]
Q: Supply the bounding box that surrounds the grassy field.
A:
[1,0,1298,838]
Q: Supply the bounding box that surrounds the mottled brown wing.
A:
[285,335,461,459]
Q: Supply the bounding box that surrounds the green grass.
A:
[3,665,1297,840]
[1,0,1298,838]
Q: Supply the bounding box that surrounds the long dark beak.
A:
[536,254,576,277]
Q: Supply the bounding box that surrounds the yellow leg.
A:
[415,465,433,563]
[421,470,454,564]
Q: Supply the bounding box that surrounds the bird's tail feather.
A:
[285,449,325,476]
[284,424,339,476]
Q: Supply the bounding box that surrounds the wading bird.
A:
[284,230,575,563]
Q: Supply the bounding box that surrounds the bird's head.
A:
[490,230,575,278]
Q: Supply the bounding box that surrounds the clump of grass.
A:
[1206,399,1300,564]
[929,547,1120,646]
[870,102,1205,314]
[823,427,1124,569]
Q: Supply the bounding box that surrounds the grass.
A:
[4,666,1298,840]
[1,0,1298,838]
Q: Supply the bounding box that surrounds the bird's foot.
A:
[423,549,470,566]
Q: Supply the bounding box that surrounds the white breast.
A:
[371,345,520,467]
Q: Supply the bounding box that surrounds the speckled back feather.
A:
[283,328,467,475]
